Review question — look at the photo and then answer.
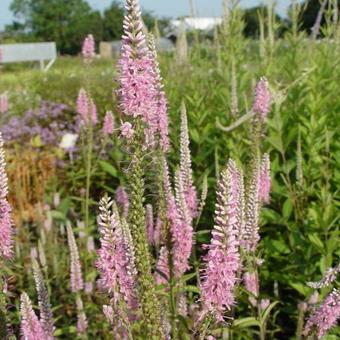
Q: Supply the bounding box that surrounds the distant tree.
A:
[299,0,340,34]
[9,0,103,54]
[243,6,286,38]
[102,1,124,41]
[102,1,169,42]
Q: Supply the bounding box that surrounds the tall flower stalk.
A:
[32,260,55,338]
[199,159,243,323]
[115,0,166,336]
[0,133,14,339]
[20,293,46,340]
[241,77,271,339]
[77,34,97,234]
[0,133,14,260]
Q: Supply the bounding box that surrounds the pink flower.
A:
[242,163,260,253]
[259,153,271,204]
[303,289,340,339]
[179,102,198,218]
[90,99,98,125]
[308,261,340,289]
[103,111,115,136]
[66,223,84,292]
[20,293,46,340]
[77,88,89,122]
[76,89,97,125]
[120,122,134,139]
[96,196,138,311]
[32,261,55,338]
[252,77,270,120]
[200,159,242,321]
[155,246,170,285]
[244,271,259,307]
[115,186,129,218]
[0,133,14,259]
[82,34,95,60]
[0,92,8,113]
[117,1,161,148]
[148,35,170,151]
[76,296,88,335]
[162,158,193,277]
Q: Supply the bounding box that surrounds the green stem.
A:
[128,127,165,338]
[84,124,93,232]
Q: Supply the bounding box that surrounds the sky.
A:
[0,0,290,31]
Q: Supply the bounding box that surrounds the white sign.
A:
[0,42,57,71]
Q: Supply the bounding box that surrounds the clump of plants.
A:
[0,0,339,339]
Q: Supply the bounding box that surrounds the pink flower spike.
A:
[20,292,46,340]
[66,223,84,293]
[252,77,270,120]
[103,111,115,136]
[0,92,9,113]
[303,289,340,339]
[0,133,14,259]
[117,1,160,148]
[120,122,134,139]
[244,271,259,307]
[155,246,170,285]
[82,34,95,60]
[200,159,242,321]
[77,88,89,123]
[115,186,129,218]
[258,153,271,204]
[179,102,198,218]
[90,100,98,125]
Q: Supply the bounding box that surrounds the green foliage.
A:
[0,4,340,337]
[9,0,103,54]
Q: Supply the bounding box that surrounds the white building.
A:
[167,17,223,39]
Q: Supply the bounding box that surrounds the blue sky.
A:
[0,0,290,30]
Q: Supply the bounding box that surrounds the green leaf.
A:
[99,161,118,178]
[50,210,66,221]
[260,301,280,327]
[185,285,200,294]
[282,199,293,219]
[308,234,324,252]
[232,317,260,329]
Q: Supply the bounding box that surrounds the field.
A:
[0,3,339,339]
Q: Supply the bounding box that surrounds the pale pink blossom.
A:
[76,89,97,125]
[148,34,170,151]
[162,157,193,277]
[115,186,129,218]
[77,88,89,122]
[304,289,340,339]
[0,92,8,113]
[103,111,115,136]
[66,223,84,292]
[259,153,271,204]
[179,102,198,218]
[90,99,98,125]
[155,246,170,285]
[0,133,14,259]
[82,34,95,60]
[252,77,270,120]
[96,196,138,310]
[244,271,259,307]
[20,293,46,340]
[200,160,242,321]
[117,0,163,148]
[120,122,134,139]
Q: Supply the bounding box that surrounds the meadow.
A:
[0,1,339,339]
